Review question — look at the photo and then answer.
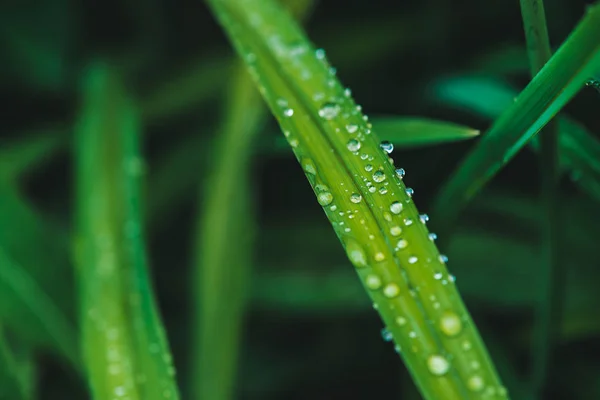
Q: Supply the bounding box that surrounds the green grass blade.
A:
[519,0,562,396]
[0,247,78,369]
[0,328,36,400]
[0,185,78,366]
[430,76,600,203]
[206,0,506,398]
[432,3,600,230]
[74,62,180,400]
[372,117,480,148]
[0,131,66,183]
[191,64,263,400]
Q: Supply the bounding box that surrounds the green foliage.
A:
[73,63,179,399]
[1,0,600,399]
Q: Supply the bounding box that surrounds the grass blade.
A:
[0,185,78,366]
[372,117,479,148]
[430,76,600,203]
[206,0,506,398]
[0,131,66,183]
[191,64,263,400]
[519,0,562,396]
[432,3,600,230]
[73,62,179,400]
[0,328,36,400]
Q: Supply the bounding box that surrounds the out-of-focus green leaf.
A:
[432,4,600,230]
[0,185,77,366]
[430,76,600,203]
[0,328,36,400]
[0,248,78,369]
[191,65,263,400]
[74,62,179,400]
[0,131,66,183]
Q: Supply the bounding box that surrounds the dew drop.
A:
[282,108,294,117]
[439,311,463,337]
[427,354,450,376]
[366,274,382,290]
[439,254,449,263]
[381,328,393,342]
[468,375,484,392]
[404,218,413,226]
[347,139,361,152]
[368,186,376,193]
[419,214,429,223]
[374,252,386,262]
[318,102,341,120]
[405,187,414,197]
[350,193,363,203]
[346,124,358,134]
[428,233,437,241]
[433,272,443,280]
[462,340,472,351]
[383,283,400,298]
[379,187,388,195]
[408,256,418,264]
[373,171,386,183]
[390,201,403,214]
[380,141,394,154]
[394,345,401,353]
[346,239,367,267]
[395,168,406,179]
[344,88,352,97]
[317,192,333,206]
[396,239,408,249]
[365,164,374,172]
[383,212,392,222]
[409,331,417,338]
[315,48,326,60]
[301,158,317,175]
[390,226,402,236]
[396,316,407,326]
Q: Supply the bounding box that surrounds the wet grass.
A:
[1,0,600,399]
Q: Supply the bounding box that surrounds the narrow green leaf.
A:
[192,64,263,400]
[0,130,66,183]
[433,3,600,230]
[206,0,506,398]
[431,76,600,203]
[74,62,180,400]
[0,185,78,366]
[372,117,479,148]
[0,247,78,369]
[519,0,561,395]
[0,328,36,400]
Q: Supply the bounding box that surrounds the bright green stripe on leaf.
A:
[74,62,179,400]
[206,0,506,398]
[433,3,600,228]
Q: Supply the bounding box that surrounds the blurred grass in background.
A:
[0,0,599,399]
